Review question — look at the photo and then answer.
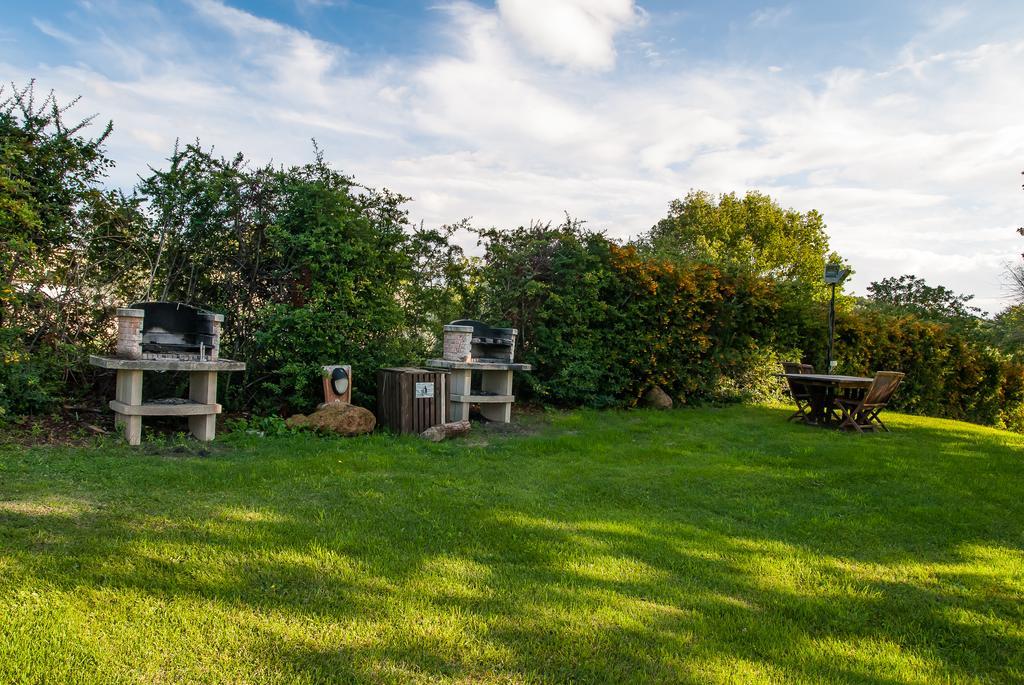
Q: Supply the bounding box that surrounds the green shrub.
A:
[474,220,1024,429]
[712,345,797,405]
[126,145,476,414]
[0,330,61,416]
[1,82,146,415]
[3,82,1020,432]
[476,221,783,407]
[224,415,292,437]
[830,308,1024,426]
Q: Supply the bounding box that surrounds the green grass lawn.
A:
[1,406,1022,684]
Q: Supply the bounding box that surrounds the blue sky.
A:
[3,0,1024,311]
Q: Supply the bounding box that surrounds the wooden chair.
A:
[834,371,904,433]
[781,362,815,422]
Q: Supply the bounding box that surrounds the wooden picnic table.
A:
[783,373,873,426]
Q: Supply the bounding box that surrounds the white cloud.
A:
[295,0,346,8]
[495,0,643,70]
[927,5,969,32]
[7,0,1023,313]
[31,19,81,45]
[415,4,607,151]
[750,5,793,28]
[186,0,345,104]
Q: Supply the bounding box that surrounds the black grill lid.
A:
[448,319,516,346]
[129,301,222,353]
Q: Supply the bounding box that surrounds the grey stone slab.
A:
[426,359,532,371]
[89,355,245,371]
[109,400,222,416]
[450,394,515,403]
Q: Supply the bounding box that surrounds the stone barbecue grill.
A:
[428,319,531,423]
[445,319,517,363]
[133,301,222,359]
[90,301,245,445]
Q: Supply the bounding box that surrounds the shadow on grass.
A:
[1,404,1022,683]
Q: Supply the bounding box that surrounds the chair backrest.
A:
[864,371,904,405]
[799,363,815,374]
[781,362,812,397]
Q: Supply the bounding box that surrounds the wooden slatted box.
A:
[376,367,447,434]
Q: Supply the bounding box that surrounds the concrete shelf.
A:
[89,355,245,372]
[427,359,530,424]
[426,359,532,372]
[109,400,222,416]
[450,393,515,404]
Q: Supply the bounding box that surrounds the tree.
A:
[0,81,144,413]
[638,190,841,293]
[866,274,984,321]
[135,142,427,411]
[988,305,1024,359]
[1014,237,1024,301]
[992,170,1024,357]
[402,218,482,353]
[1010,170,1024,303]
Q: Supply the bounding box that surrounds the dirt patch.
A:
[0,410,113,448]
[460,405,551,446]
[0,407,241,450]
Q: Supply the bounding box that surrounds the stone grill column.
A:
[443,325,474,362]
[115,308,144,360]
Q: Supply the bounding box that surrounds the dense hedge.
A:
[474,222,1024,428]
[476,222,782,406]
[0,83,475,415]
[3,83,1021,430]
[831,310,1024,431]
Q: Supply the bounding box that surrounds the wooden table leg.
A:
[806,385,827,426]
[115,369,143,445]
[825,386,840,426]
[480,369,512,423]
[188,371,218,441]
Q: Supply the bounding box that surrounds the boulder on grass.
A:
[286,402,375,436]
[642,386,673,410]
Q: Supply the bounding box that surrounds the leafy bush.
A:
[476,220,783,407]
[474,219,1024,427]
[0,97,478,416]
[224,415,292,437]
[1,82,145,413]
[0,331,62,417]
[712,345,798,405]
[831,307,1024,427]
[3,81,1021,433]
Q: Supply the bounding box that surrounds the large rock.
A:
[286,402,376,436]
[642,386,673,410]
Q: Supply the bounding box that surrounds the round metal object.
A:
[331,366,350,396]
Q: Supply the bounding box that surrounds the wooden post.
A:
[115,369,143,445]
[479,369,513,423]
[188,371,218,441]
[439,373,446,424]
